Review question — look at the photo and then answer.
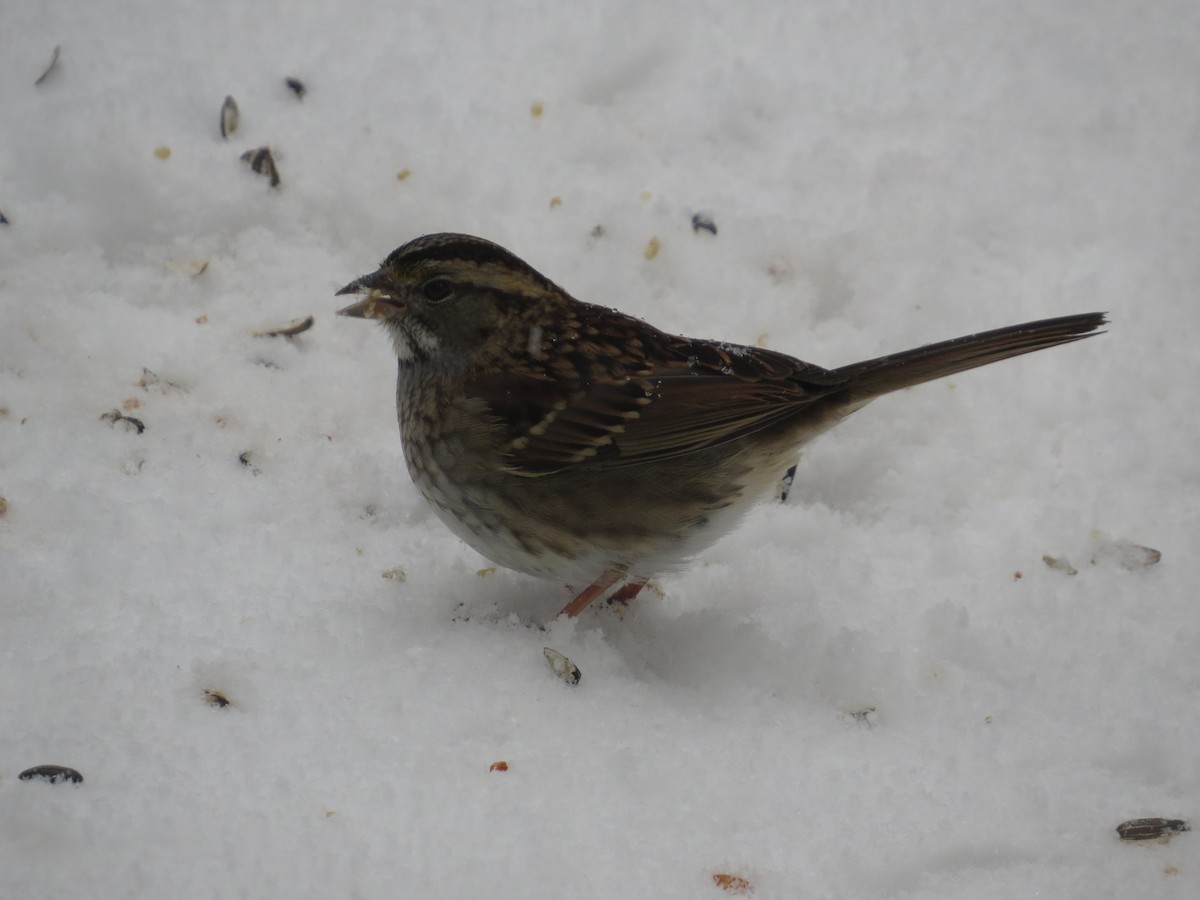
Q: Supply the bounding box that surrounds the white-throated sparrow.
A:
[338,233,1104,617]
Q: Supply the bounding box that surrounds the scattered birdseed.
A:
[590,224,605,238]
[543,647,581,685]
[204,690,231,708]
[19,765,82,784]
[252,315,313,338]
[691,212,718,235]
[237,451,260,475]
[139,367,185,393]
[1116,818,1189,842]
[712,873,753,895]
[396,168,412,181]
[488,761,509,772]
[220,95,239,138]
[165,258,209,277]
[0,496,8,517]
[34,45,61,86]
[779,464,797,502]
[548,196,562,209]
[1042,554,1078,575]
[241,146,281,187]
[530,100,544,118]
[381,567,407,582]
[100,409,145,434]
[848,706,877,727]
[1090,536,1161,570]
[643,236,661,260]
[285,77,306,99]
[154,145,171,160]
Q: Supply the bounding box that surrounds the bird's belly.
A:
[402,419,798,584]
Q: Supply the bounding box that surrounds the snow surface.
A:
[2,1,1198,898]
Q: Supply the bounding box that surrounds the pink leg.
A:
[557,568,625,618]
[606,577,648,607]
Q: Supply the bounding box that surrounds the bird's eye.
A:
[422,279,452,302]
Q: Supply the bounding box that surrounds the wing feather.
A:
[464,324,845,475]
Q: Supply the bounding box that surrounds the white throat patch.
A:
[390,319,441,362]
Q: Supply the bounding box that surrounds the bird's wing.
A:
[465,328,845,475]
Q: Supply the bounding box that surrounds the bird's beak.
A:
[335,268,402,319]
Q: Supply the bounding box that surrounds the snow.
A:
[2,1,1197,897]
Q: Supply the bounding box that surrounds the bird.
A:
[336,233,1105,618]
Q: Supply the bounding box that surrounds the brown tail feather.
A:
[827,312,1107,404]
